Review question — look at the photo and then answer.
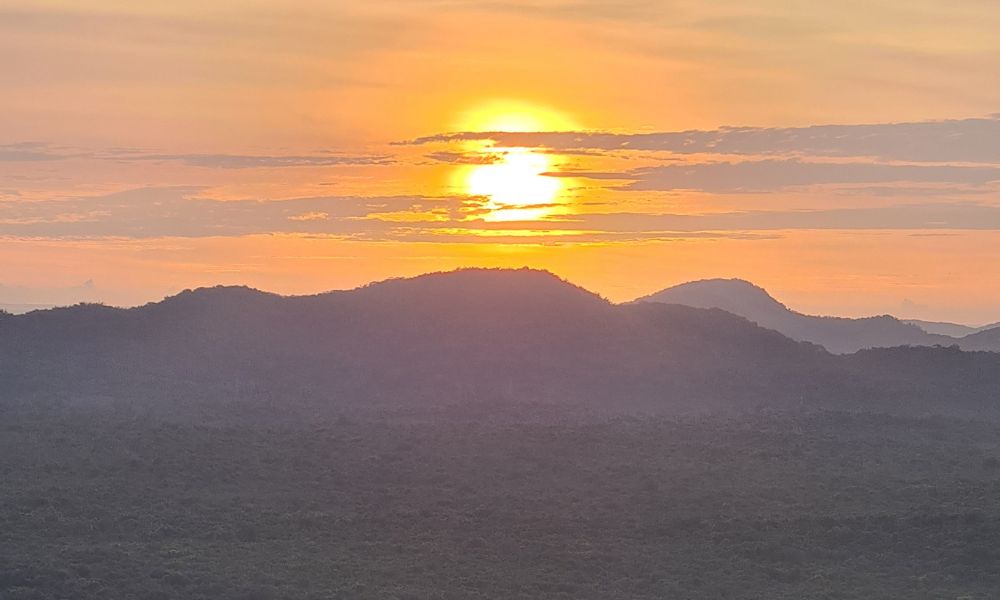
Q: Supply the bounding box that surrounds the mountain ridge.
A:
[3,268,1000,424]
[636,278,999,353]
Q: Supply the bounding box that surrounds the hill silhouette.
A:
[636,278,976,353]
[956,324,1000,352]
[3,268,1000,422]
[903,319,979,337]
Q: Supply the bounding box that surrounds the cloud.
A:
[0,144,391,168]
[403,116,1000,164]
[554,159,1000,193]
[0,186,740,244]
[117,153,392,169]
[6,188,1000,246]
[438,0,677,23]
[424,151,500,165]
[0,142,77,162]
[832,185,992,198]
[544,202,1000,232]
[287,211,330,222]
[0,187,461,238]
[355,200,1000,242]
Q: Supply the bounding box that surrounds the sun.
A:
[455,100,576,221]
[466,149,561,221]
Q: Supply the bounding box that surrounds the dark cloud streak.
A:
[121,153,392,169]
[0,144,391,168]
[556,159,1000,193]
[403,116,1000,164]
[6,188,1000,243]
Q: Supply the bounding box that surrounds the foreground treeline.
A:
[3,412,999,599]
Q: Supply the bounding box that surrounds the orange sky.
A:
[2,1,1000,322]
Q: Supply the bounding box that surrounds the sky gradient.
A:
[3,1,1000,322]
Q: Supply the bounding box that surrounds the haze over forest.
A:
[5,1,1000,598]
[5,268,1000,599]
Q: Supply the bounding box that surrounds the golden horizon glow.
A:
[7,2,1000,324]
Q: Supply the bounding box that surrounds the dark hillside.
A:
[3,269,1000,423]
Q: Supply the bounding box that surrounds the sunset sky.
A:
[3,0,1000,322]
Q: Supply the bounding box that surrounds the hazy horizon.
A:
[4,1,1000,323]
[5,268,1000,328]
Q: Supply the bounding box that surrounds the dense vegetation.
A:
[5,270,1000,598]
[3,412,999,599]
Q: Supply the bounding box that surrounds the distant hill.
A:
[904,319,1000,337]
[3,268,1000,423]
[955,325,1000,352]
[903,319,979,338]
[636,278,969,354]
[0,302,57,314]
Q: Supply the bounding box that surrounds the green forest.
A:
[3,411,998,599]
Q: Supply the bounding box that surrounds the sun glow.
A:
[457,100,576,222]
[456,99,578,133]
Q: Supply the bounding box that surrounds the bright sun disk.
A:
[466,149,561,221]
[456,101,575,222]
